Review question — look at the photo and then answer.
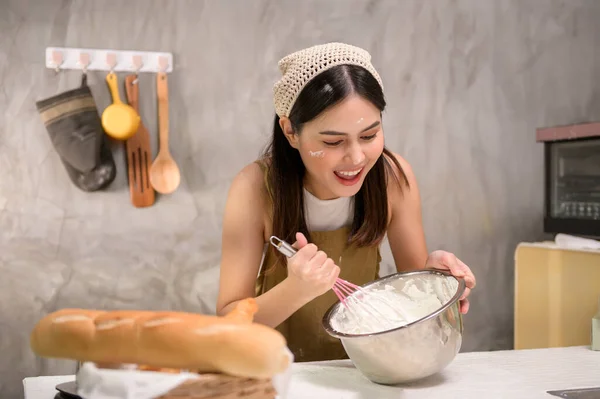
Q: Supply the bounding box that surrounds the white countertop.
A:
[24,346,600,399]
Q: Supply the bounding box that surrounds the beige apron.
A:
[254,163,382,362]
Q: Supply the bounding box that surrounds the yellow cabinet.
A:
[514,242,600,349]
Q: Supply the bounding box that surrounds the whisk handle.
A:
[269,236,298,258]
[269,236,349,303]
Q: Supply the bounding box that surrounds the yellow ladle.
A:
[101,72,140,140]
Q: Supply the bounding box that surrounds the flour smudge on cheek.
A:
[309,150,325,158]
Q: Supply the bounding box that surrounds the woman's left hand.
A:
[424,251,476,314]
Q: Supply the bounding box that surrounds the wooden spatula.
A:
[124,75,155,207]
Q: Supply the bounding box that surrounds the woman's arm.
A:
[215,163,315,328]
[385,153,476,313]
[385,152,429,272]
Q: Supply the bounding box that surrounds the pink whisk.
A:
[270,236,399,328]
[331,278,363,306]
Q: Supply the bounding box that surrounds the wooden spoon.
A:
[149,72,180,194]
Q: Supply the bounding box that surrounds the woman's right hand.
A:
[285,232,340,300]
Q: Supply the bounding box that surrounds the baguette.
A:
[30,298,291,379]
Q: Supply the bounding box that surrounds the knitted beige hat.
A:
[273,42,384,118]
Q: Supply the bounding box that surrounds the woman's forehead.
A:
[305,96,381,134]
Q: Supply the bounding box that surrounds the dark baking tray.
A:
[54,381,81,399]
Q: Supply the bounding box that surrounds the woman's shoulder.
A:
[382,150,421,222]
[221,161,272,248]
[229,158,275,209]
[224,160,271,233]
[383,150,415,192]
[229,160,269,197]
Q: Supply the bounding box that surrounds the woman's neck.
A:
[303,175,341,201]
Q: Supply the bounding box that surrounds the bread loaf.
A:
[30,298,291,379]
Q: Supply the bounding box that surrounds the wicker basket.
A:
[157,373,277,399]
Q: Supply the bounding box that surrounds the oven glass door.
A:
[550,138,600,220]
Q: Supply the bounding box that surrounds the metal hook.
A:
[106,52,117,74]
[132,55,143,84]
[158,56,169,73]
[78,52,90,75]
[51,50,63,73]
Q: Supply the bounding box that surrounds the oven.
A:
[537,122,600,237]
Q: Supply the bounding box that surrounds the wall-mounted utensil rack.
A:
[45,47,174,74]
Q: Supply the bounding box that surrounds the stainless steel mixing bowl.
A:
[322,269,465,385]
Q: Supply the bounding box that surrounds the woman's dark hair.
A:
[261,64,409,267]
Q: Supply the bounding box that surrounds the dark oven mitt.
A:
[35,75,116,192]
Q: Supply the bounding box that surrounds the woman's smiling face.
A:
[281,94,385,200]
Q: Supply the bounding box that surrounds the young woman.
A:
[216,43,476,362]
